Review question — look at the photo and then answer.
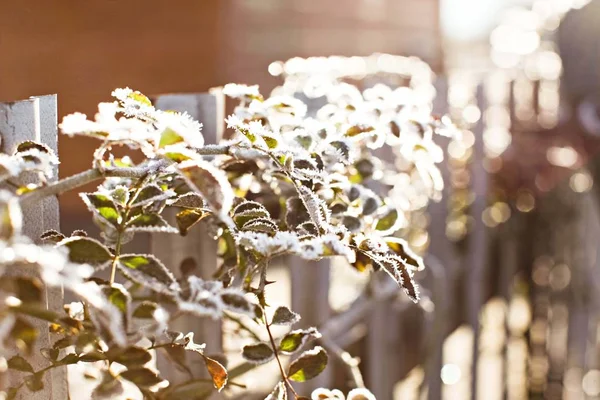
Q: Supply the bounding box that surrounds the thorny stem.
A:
[257,260,300,399]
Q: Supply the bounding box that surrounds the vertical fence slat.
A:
[150,90,225,382]
[0,96,66,399]
[466,85,488,400]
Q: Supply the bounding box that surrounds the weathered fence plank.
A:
[150,89,225,382]
[0,96,66,400]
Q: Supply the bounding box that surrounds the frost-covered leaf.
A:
[233,200,270,224]
[346,388,377,400]
[236,231,301,257]
[203,355,228,392]
[176,209,207,235]
[59,236,112,267]
[297,185,330,233]
[279,328,321,354]
[286,197,310,229]
[288,346,328,382]
[80,193,121,227]
[102,284,131,328]
[131,184,175,207]
[242,217,278,235]
[40,229,65,243]
[7,355,34,373]
[220,289,255,316]
[310,388,345,400]
[178,159,234,221]
[242,343,274,364]
[265,381,287,400]
[170,192,204,209]
[385,237,425,271]
[271,306,300,326]
[118,254,180,294]
[126,213,178,233]
[372,253,420,303]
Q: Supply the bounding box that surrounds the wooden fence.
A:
[3,69,600,399]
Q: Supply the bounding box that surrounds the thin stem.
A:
[109,230,123,285]
[318,336,365,388]
[223,311,263,342]
[257,260,300,399]
[109,172,149,285]
[265,316,300,399]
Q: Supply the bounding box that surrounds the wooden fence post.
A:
[465,85,488,400]
[0,95,67,399]
[150,90,225,382]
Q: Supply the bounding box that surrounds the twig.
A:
[318,335,365,388]
[19,142,234,205]
[19,159,171,205]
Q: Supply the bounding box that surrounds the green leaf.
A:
[102,284,130,315]
[262,135,278,149]
[59,236,112,267]
[80,193,121,227]
[271,306,300,326]
[279,328,321,354]
[178,159,234,220]
[159,127,184,148]
[287,346,328,382]
[7,355,34,373]
[120,367,164,388]
[107,346,152,367]
[176,209,207,236]
[202,355,228,392]
[241,343,274,364]
[375,208,399,232]
[118,254,179,294]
